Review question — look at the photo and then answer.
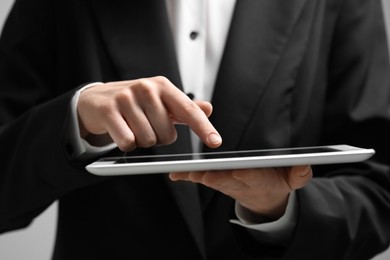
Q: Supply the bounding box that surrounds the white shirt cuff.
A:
[230,191,297,238]
[68,82,117,157]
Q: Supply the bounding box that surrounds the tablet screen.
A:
[113,147,338,164]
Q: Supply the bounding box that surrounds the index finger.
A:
[161,87,222,148]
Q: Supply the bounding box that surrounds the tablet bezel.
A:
[85,144,375,176]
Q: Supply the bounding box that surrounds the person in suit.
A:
[1,0,390,259]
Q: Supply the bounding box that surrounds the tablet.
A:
[85,144,375,176]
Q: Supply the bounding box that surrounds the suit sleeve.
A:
[285,0,390,259]
[0,0,106,234]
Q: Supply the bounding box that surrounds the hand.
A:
[169,165,313,220]
[77,76,222,151]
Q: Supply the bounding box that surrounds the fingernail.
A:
[208,133,222,146]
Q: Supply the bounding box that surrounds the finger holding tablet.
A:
[170,165,313,220]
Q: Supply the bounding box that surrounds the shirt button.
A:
[189,31,199,40]
[186,92,195,100]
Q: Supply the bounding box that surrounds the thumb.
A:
[288,165,313,190]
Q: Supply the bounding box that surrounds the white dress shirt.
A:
[165,0,236,103]
[166,0,236,153]
[67,0,297,242]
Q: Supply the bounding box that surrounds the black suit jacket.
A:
[1,0,390,259]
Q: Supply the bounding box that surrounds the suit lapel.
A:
[208,0,310,151]
[200,0,311,212]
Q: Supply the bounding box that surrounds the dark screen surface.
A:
[112,147,338,164]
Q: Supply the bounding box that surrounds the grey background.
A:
[0,0,389,259]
